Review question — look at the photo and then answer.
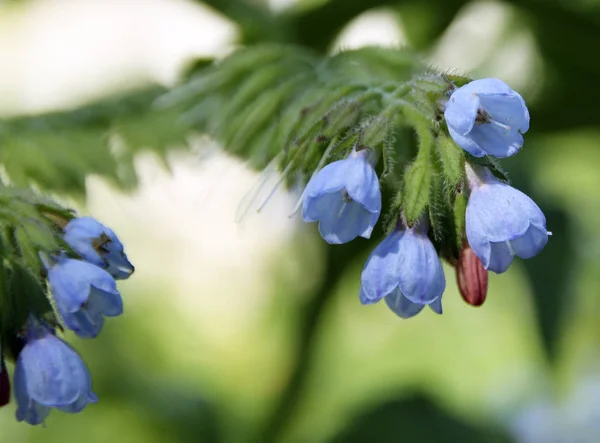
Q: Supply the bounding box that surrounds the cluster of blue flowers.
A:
[0,217,133,425]
[302,78,549,318]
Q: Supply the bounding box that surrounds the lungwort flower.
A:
[302,148,381,244]
[465,163,550,274]
[63,217,134,280]
[48,257,123,338]
[444,78,529,158]
[360,221,445,318]
[14,320,97,425]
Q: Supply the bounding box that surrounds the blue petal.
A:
[14,359,51,425]
[448,126,488,158]
[302,156,381,215]
[445,78,529,158]
[466,179,548,272]
[444,90,478,136]
[49,258,119,314]
[360,228,445,305]
[359,286,377,305]
[487,241,515,274]
[317,200,376,244]
[302,155,381,244]
[64,217,134,280]
[48,259,90,313]
[429,296,443,315]
[56,392,98,413]
[56,368,97,414]
[63,284,122,337]
[466,182,546,244]
[384,290,425,319]
[359,230,404,303]
[17,332,94,408]
[395,229,446,304]
[478,93,529,133]
[343,159,382,214]
[104,251,134,280]
[454,78,518,100]
[48,258,120,337]
[303,192,342,223]
[87,286,123,317]
[466,122,524,159]
[64,217,109,266]
[64,309,105,339]
[510,224,549,259]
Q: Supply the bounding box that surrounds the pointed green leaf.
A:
[403,122,433,223]
[453,191,467,247]
[436,133,464,187]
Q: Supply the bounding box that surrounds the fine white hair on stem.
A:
[235,154,281,224]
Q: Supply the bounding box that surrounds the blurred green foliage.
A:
[3,0,600,442]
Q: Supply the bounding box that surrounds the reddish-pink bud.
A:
[456,243,488,307]
[0,359,9,407]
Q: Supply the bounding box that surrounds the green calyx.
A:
[0,189,75,353]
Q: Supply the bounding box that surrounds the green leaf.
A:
[436,132,464,187]
[403,161,431,224]
[5,262,50,335]
[453,190,467,247]
[0,86,182,195]
[360,115,393,151]
[403,123,433,224]
[427,167,445,244]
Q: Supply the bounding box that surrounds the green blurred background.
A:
[1,0,600,442]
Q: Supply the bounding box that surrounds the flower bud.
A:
[456,243,488,306]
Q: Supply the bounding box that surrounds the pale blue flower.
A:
[360,224,445,318]
[445,78,529,158]
[64,217,134,280]
[48,257,123,338]
[302,149,381,244]
[465,164,549,274]
[14,321,97,425]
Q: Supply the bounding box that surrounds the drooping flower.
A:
[455,242,488,307]
[444,78,530,158]
[63,217,134,280]
[14,320,97,425]
[465,163,550,274]
[359,221,445,318]
[47,257,123,338]
[302,148,381,244]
